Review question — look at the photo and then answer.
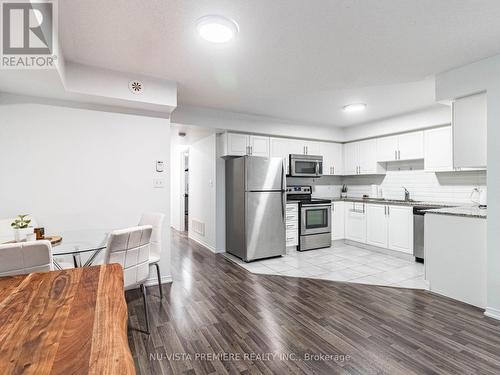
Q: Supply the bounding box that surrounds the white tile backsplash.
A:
[312,169,486,204]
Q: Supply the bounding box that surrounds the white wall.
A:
[343,105,451,141]
[341,168,486,204]
[435,53,500,320]
[0,100,172,284]
[188,134,218,252]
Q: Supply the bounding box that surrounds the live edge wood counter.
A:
[0,264,135,375]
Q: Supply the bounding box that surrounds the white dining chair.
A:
[138,212,165,299]
[103,225,153,334]
[0,240,53,277]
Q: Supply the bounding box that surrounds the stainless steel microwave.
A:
[289,154,323,177]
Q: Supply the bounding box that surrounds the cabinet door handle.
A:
[395,150,397,160]
[387,206,390,216]
[332,166,335,175]
[398,150,400,160]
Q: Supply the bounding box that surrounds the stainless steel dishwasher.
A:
[413,205,441,262]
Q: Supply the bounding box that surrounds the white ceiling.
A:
[56,1,500,126]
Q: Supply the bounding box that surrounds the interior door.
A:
[366,204,388,248]
[245,191,285,261]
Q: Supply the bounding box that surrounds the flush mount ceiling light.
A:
[343,103,367,113]
[196,15,239,43]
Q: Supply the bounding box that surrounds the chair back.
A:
[138,213,164,261]
[0,240,53,276]
[104,225,152,289]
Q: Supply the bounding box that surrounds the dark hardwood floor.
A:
[126,230,500,374]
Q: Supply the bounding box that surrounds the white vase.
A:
[14,227,33,242]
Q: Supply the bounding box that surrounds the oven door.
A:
[300,204,331,235]
[290,157,323,177]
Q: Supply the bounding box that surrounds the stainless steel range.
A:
[286,186,332,251]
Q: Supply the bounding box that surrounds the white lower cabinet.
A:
[349,202,413,254]
[285,203,299,247]
[344,202,366,242]
[331,201,345,240]
[366,204,388,248]
[387,205,413,254]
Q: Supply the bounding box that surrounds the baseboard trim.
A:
[343,240,413,261]
[145,274,172,286]
[188,234,217,253]
[485,307,500,321]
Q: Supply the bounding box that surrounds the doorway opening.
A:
[183,151,189,232]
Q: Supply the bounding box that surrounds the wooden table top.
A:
[0,264,135,375]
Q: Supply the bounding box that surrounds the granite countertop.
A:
[324,197,456,208]
[423,205,487,219]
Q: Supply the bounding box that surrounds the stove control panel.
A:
[286,186,311,195]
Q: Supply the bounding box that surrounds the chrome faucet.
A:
[402,186,410,201]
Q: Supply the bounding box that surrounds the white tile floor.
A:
[224,243,428,289]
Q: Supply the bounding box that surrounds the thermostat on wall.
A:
[156,161,164,172]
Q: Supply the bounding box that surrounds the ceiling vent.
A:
[128,80,144,94]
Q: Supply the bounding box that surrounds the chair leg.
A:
[153,263,163,299]
[140,284,150,335]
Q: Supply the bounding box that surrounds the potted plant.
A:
[11,214,34,242]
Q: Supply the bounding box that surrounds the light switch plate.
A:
[153,178,165,188]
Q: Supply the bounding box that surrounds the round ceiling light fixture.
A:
[343,103,367,113]
[196,15,239,43]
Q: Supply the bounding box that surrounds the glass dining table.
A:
[51,229,109,270]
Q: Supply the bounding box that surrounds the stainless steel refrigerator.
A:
[225,156,286,262]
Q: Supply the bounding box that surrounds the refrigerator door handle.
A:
[281,160,286,222]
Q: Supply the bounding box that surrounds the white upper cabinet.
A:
[343,142,358,175]
[321,142,343,175]
[376,135,399,162]
[398,131,424,160]
[221,133,270,157]
[344,140,382,175]
[376,131,424,161]
[270,137,302,174]
[249,135,270,157]
[225,133,249,156]
[358,139,380,174]
[424,126,453,172]
[303,141,322,156]
[453,92,487,168]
